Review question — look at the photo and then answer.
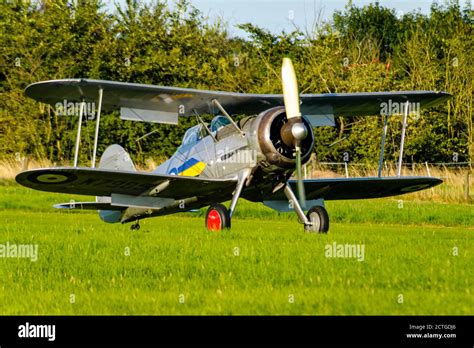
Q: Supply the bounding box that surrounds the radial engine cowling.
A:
[253,106,314,171]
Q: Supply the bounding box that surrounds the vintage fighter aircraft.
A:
[16,59,450,233]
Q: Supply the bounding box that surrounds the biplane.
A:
[16,59,450,233]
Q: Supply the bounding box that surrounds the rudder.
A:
[97,144,136,223]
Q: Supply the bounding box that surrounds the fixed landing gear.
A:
[283,183,330,233]
[203,175,330,233]
[304,205,329,233]
[205,203,231,231]
[205,169,249,232]
[130,220,140,231]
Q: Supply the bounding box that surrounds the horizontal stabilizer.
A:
[111,193,174,209]
[54,202,124,210]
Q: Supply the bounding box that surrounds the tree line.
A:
[0,0,472,166]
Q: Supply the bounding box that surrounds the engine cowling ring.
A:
[256,106,314,169]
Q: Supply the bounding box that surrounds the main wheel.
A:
[304,205,329,233]
[205,203,231,231]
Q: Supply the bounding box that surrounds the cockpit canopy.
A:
[210,115,230,133]
[182,124,206,146]
[181,115,231,146]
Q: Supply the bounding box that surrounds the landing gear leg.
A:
[283,183,310,227]
[130,220,140,231]
[205,169,250,232]
[283,184,330,233]
[228,169,250,218]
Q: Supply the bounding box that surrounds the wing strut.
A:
[397,101,410,177]
[73,100,85,167]
[72,88,104,168]
[91,88,103,168]
[377,115,389,177]
[193,109,216,142]
[211,99,245,137]
[378,100,413,177]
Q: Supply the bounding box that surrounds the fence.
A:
[305,161,472,179]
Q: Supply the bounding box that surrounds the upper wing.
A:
[25,79,451,125]
[265,177,442,202]
[15,167,237,199]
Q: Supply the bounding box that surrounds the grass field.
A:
[0,181,472,315]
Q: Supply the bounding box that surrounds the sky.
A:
[110,0,436,37]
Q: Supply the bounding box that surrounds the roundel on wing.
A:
[28,172,77,185]
[400,183,431,193]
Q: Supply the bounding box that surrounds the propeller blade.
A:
[281,58,301,119]
[295,146,306,209]
[282,58,307,209]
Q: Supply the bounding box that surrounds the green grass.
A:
[0,182,472,315]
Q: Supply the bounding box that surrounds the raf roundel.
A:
[28,172,77,185]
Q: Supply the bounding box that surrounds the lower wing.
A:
[15,167,237,200]
[271,176,442,201]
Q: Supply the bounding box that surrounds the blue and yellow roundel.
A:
[168,158,206,177]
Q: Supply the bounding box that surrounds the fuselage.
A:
[120,107,315,222]
[155,106,314,201]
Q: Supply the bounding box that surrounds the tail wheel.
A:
[304,205,329,233]
[130,221,140,231]
[205,203,231,231]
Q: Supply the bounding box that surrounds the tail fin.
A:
[97,144,135,223]
[99,144,136,171]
